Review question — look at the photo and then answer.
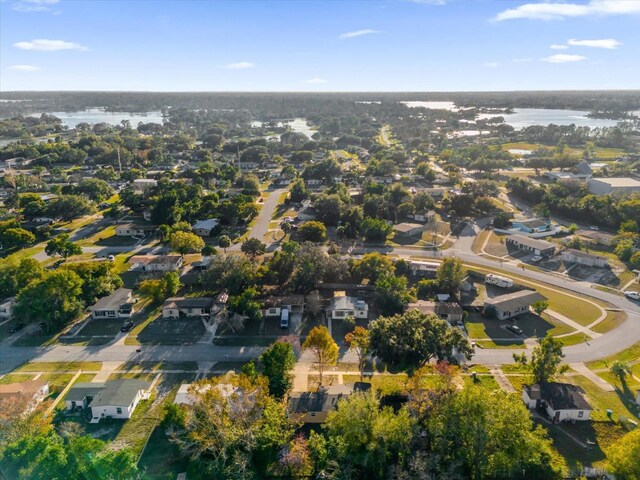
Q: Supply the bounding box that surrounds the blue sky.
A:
[1,0,639,91]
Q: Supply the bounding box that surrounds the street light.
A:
[136,348,142,364]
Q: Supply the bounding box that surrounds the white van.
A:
[280,308,289,329]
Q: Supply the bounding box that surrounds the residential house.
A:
[115,223,156,237]
[132,178,158,192]
[588,177,640,196]
[65,382,106,411]
[192,218,219,237]
[288,383,371,424]
[0,380,49,412]
[129,255,183,272]
[560,249,609,268]
[511,218,551,234]
[484,290,547,320]
[408,260,439,278]
[393,222,424,238]
[522,383,592,423]
[575,229,615,246]
[408,300,463,324]
[412,210,436,223]
[306,178,323,186]
[89,288,135,319]
[327,294,368,320]
[0,297,16,319]
[162,297,215,318]
[81,380,151,423]
[262,295,305,317]
[506,234,556,257]
[420,187,445,199]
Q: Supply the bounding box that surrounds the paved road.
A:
[2,215,639,371]
[249,188,288,242]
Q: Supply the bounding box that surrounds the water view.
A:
[478,108,620,129]
[41,108,165,129]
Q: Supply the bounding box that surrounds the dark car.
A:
[9,322,26,334]
[120,321,134,332]
[506,324,523,335]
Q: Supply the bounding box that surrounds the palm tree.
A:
[610,360,631,385]
[218,235,231,254]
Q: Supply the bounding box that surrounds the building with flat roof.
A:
[588,177,640,196]
[560,249,609,268]
[393,222,424,237]
[506,234,556,257]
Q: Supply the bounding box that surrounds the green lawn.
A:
[0,373,34,384]
[586,342,640,371]
[343,374,410,395]
[14,361,103,372]
[138,426,189,480]
[590,311,625,334]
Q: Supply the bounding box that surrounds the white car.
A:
[624,291,640,301]
[531,255,542,263]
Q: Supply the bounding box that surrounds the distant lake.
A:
[402,101,458,111]
[253,117,316,139]
[35,108,165,129]
[478,108,619,129]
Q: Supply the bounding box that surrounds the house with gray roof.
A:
[506,234,556,258]
[89,288,135,319]
[484,290,547,320]
[522,383,592,423]
[65,379,151,423]
[560,249,609,268]
[162,297,215,318]
[327,295,368,320]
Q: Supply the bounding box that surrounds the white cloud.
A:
[550,44,569,50]
[407,0,446,4]
[305,78,328,84]
[513,58,533,63]
[542,54,587,63]
[339,29,381,40]
[494,0,640,21]
[9,64,41,71]
[568,38,621,49]
[13,0,60,13]
[483,62,499,67]
[13,39,88,51]
[224,62,254,69]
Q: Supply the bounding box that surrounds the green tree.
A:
[218,234,231,253]
[139,271,180,304]
[345,326,370,380]
[609,360,632,385]
[376,274,416,315]
[532,300,549,316]
[428,385,565,480]
[241,237,266,258]
[360,217,393,242]
[302,326,339,386]
[351,252,395,284]
[324,391,415,477]
[298,221,327,242]
[0,227,35,248]
[436,257,465,297]
[0,257,44,298]
[169,231,205,257]
[369,310,473,368]
[46,194,95,221]
[514,335,568,384]
[201,254,256,295]
[606,429,640,480]
[13,269,84,330]
[260,340,296,399]
[45,233,82,259]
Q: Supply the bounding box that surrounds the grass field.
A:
[585,342,640,371]
[14,361,103,372]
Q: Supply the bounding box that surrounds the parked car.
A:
[280,308,289,329]
[624,291,640,301]
[107,255,115,262]
[531,255,542,263]
[590,226,600,231]
[506,324,523,335]
[8,322,26,334]
[120,321,134,332]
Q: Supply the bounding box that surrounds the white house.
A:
[0,297,16,319]
[115,223,156,238]
[560,249,609,268]
[306,179,323,186]
[412,210,436,223]
[327,295,368,320]
[89,288,135,319]
[484,290,547,320]
[162,297,215,318]
[588,177,640,196]
[192,218,219,237]
[129,255,183,272]
[408,260,439,279]
[132,178,157,192]
[65,380,151,422]
[522,383,592,423]
[262,295,305,318]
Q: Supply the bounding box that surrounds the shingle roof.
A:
[90,379,150,407]
[90,288,132,311]
[507,234,556,251]
[484,290,547,311]
[65,382,106,402]
[562,249,608,261]
[0,379,48,397]
[538,382,591,411]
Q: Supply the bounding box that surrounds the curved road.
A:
[1,221,638,373]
